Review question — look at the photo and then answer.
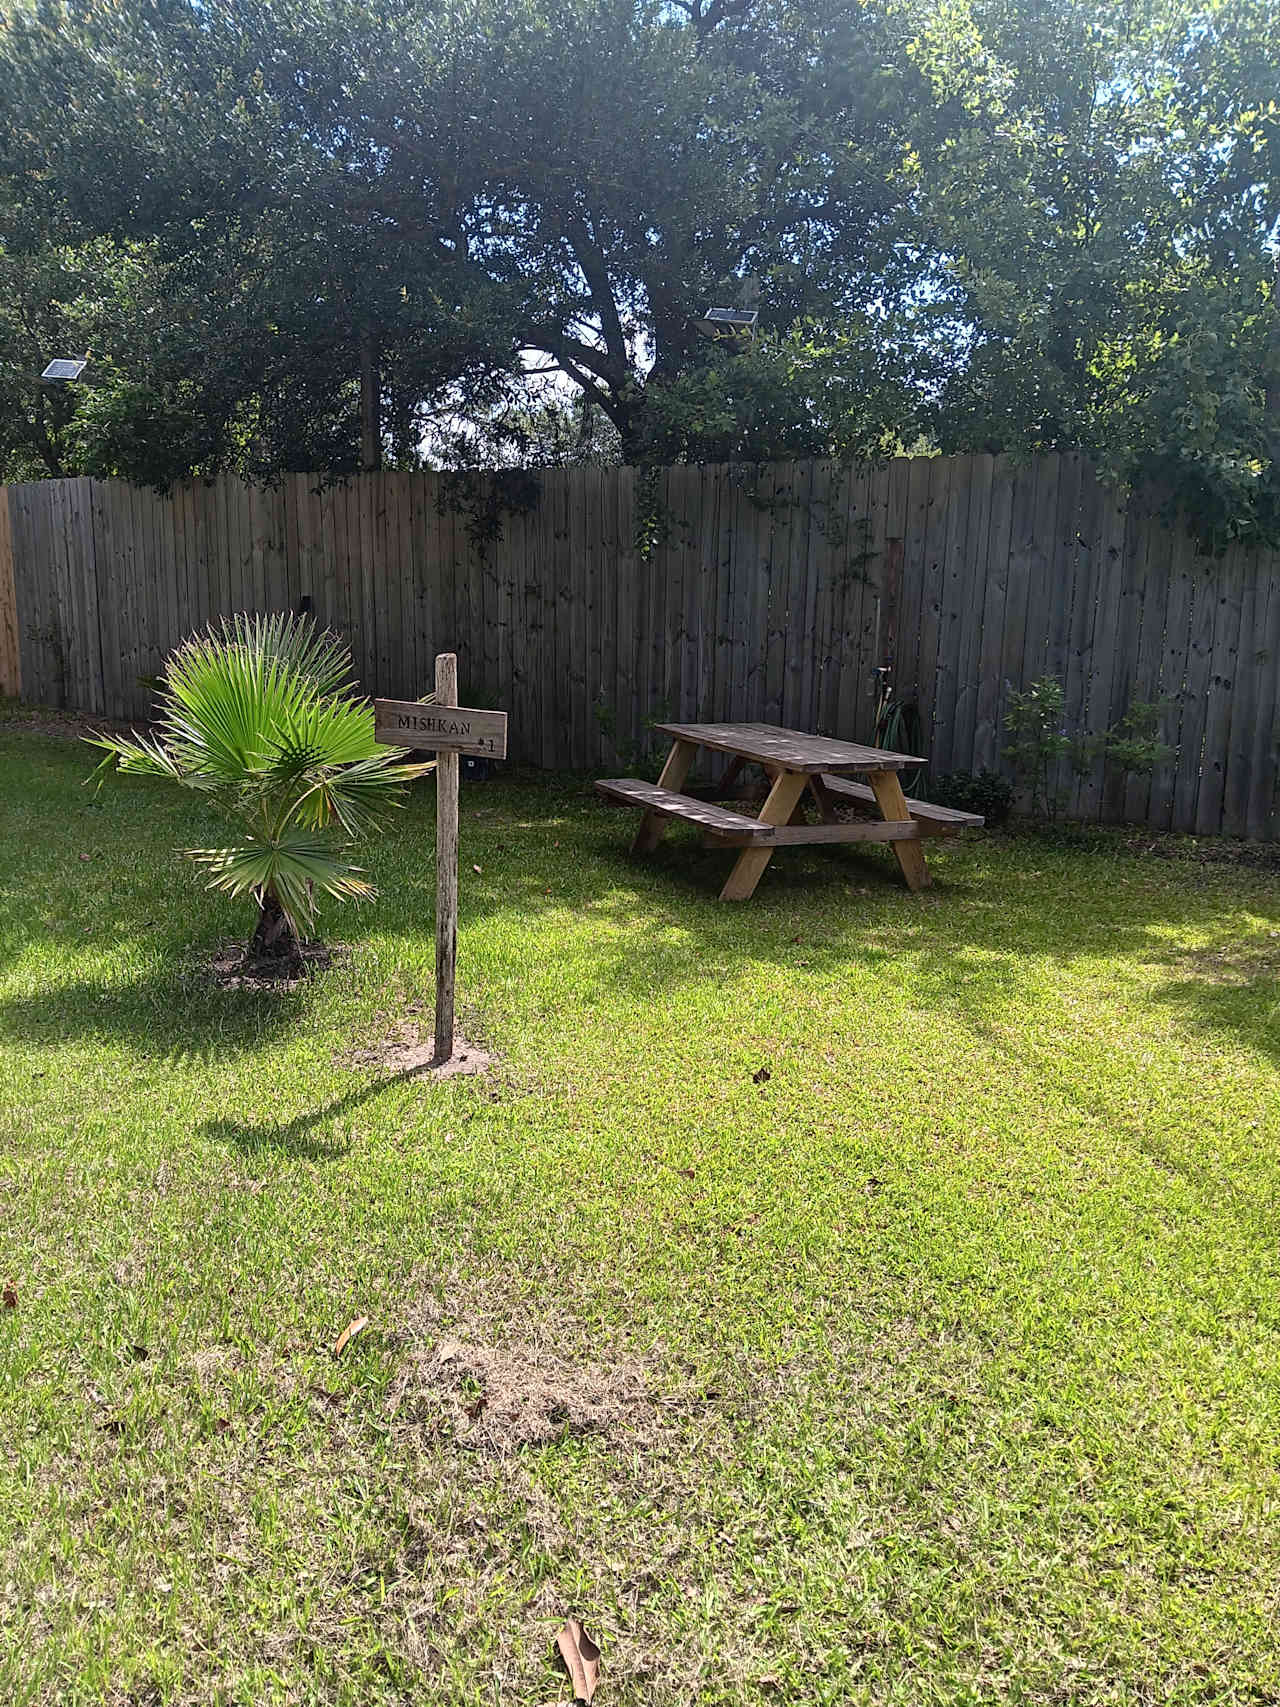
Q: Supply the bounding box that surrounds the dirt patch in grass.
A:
[210,939,337,989]
[394,1331,656,1453]
[0,702,137,742]
[343,1019,497,1078]
[366,1277,896,1702]
[390,1281,661,1453]
[365,1275,746,1700]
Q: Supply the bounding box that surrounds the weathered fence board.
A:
[972,455,1014,774]
[1149,511,1195,831]
[3,459,1279,838]
[1197,543,1247,837]
[1223,547,1262,836]
[0,487,21,698]
[1246,568,1280,839]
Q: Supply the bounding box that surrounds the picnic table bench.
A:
[596,720,982,901]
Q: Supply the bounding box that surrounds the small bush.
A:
[1003,677,1176,820]
[930,768,1015,825]
[1003,678,1074,818]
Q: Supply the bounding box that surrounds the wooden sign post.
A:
[374,656,508,1064]
[430,653,460,1064]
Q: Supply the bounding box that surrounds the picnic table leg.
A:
[719,768,809,901]
[763,763,810,825]
[808,775,841,823]
[631,738,698,854]
[868,770,931,891]
[717,754,747,797]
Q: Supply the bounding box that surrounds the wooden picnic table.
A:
[596,720,983,901]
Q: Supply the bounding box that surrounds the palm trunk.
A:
[249,886,301,963]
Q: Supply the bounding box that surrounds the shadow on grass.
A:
[200,1059,442,1159]
[6,808,1274,1075]
[563,810,1280,1068]
[1147,936,1280,1064]
[0,963,312,1061]
[2,739,1278,1077]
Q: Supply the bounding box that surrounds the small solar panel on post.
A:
[40,358,89,383]
[694,308,758,343]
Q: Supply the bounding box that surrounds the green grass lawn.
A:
[2,723,1279,1706]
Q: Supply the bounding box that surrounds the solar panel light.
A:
[40,356,89,383]
[694,307,758,342]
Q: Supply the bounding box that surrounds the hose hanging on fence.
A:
[874,696,926,797]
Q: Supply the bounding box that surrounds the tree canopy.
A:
[1,0,1277,537]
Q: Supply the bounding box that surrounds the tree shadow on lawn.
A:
[0,958,311,1062]
[1147,934,1280,1064]
[560,825,1280,1229]
[564,817,1280,1069]
[0,760,229,974]
[2,764,1276,1078]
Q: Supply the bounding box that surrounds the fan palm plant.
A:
[88,613,432,965]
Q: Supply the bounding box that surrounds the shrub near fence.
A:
[0,456,1277,838]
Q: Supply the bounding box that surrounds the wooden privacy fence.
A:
[1,455,1278,838]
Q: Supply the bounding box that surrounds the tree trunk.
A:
[615,391,652,464]
[34,391,65,477]
[249,887,301,963]
[359,327,381,471]
[1266,251,1280,445]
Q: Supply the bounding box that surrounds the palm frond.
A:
[261,693,383,781]
[220,611,356,699]
[85,730,188,786]
[185,828,375,933]
[153,616,372,787]
[93,612,429,942]
[158,631,309,781]
[296,753,436,836]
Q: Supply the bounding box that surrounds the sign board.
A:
[374,698,507,760]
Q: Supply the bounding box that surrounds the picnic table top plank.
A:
[652,720,923,774]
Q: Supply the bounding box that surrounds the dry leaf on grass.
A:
[333,1315,370,1357]
[752,1065,772,1084]
[2,1282,16,1310]
[555,1617,600,1702]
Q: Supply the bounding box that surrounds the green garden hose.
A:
[874,697,927,797]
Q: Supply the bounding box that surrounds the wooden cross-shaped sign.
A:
[372,697,507,760]
[375,654,508,1065]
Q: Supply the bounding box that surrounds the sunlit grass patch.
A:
[2,727,1279,1704]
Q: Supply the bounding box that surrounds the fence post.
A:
[0,487,20,699]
